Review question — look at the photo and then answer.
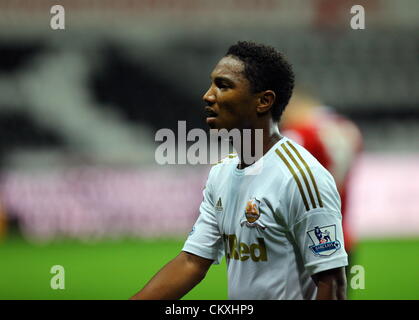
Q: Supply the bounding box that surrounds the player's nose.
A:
[202,86,216,105]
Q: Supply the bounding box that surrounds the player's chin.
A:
[206,117,218,129]
[206,117,233,131]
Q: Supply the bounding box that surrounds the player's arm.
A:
[131,167,221,300]
[130,251,213,300]
[312,267,347,300]
[282,155,349,300]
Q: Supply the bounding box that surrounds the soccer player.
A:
[131,41,347,300]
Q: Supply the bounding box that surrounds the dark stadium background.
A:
[0,0,418,300]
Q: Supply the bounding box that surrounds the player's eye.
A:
[217,82,230,90]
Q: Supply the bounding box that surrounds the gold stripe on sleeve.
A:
[286,141,323,208]
[275,148,310,211]
[281,143,317,209]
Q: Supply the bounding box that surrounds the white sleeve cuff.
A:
[304,255,348,276]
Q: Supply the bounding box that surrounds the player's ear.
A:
[256,90,276,114]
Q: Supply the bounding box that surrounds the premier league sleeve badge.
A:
[307,225,341,256]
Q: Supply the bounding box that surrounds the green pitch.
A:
[0,235,418,300]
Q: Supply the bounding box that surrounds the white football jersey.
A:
[182,136,348,300]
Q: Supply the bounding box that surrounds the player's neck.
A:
[236,123,282,170]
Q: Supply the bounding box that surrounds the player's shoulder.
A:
[273,137,333,185]
[274,137,325,170]
[273,137,339,211]
[207,153,238,177]
[211,153,238,168]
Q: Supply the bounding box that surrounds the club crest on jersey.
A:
[307,225,341,256]
[240,198,266,230]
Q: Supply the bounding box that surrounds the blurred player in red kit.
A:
[280,88,363,260]
[0,200,6,241]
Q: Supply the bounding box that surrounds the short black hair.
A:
[226,41,295,121]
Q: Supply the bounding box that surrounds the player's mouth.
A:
[205,107,218,124]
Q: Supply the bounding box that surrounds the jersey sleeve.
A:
[285,165,348,276]
[182,168,224,264]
